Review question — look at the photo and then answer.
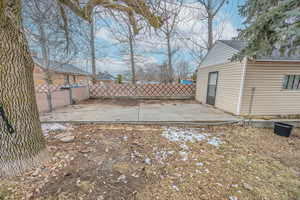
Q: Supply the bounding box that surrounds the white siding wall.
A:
[240,61,300,116]
[196,62,244,114]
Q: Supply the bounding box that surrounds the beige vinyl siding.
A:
[196,62,243,114]
[240,61,300,116]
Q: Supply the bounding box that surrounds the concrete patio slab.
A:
[139,103,237,121]
[41,104,140,122]
[40,99,238,122]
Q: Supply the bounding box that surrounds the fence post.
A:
[69,87,73,105]
[87,82,91,98]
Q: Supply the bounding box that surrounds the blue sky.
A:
[224,0,245,28]
[76,0,246,75]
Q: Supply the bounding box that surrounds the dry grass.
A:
[1,124,300,200]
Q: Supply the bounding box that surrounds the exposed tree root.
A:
[0,149,50,178]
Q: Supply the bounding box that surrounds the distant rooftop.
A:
[96,71,115,80]
[33,57,90,76]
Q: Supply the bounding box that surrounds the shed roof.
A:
[218,40,248,51]
[33,57,90,76]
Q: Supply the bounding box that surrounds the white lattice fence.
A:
[89,84,196,98]
[35,84,62,93]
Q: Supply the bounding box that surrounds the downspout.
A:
[236,57,247,115]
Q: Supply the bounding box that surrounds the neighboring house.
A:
[196,40,300,116]
[33,57,91,85]
[95,71,116,83]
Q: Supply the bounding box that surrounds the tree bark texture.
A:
[0,0,48,177]
[207,14,213,50]
[207,0,213,50]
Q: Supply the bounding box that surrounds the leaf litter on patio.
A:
[1,124,300,200]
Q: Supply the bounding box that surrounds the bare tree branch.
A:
[58,0,162,34]
[212,0,226,17]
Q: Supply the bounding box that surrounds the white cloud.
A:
[72,55,159,76]
[96,55,159,75]
[95,57,126,75]
[92,2,238,69]
[95,27,119,43]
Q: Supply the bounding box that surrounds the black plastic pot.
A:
[274,122,293,137]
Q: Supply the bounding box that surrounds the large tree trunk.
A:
[0,1,48,177]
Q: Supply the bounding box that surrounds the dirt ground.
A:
[1,124,300,200]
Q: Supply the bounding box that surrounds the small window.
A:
[283,76,289,89]
[283,75,300,90]
[294,75,300,89]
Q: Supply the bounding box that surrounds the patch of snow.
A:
[161,127,224,162]
[59,135,75,143]
[196,162,204,167]
[207,137,223,147]
[172,185,180,192]
[117,175,127,183]
[162,127,209,143]
[179,151,189,161]
[162,127,224,148]
[42,123,72,136]
[144,158,151,165]
[229,196,238,200]
[168,150,175,155]
[131,172,139,178]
